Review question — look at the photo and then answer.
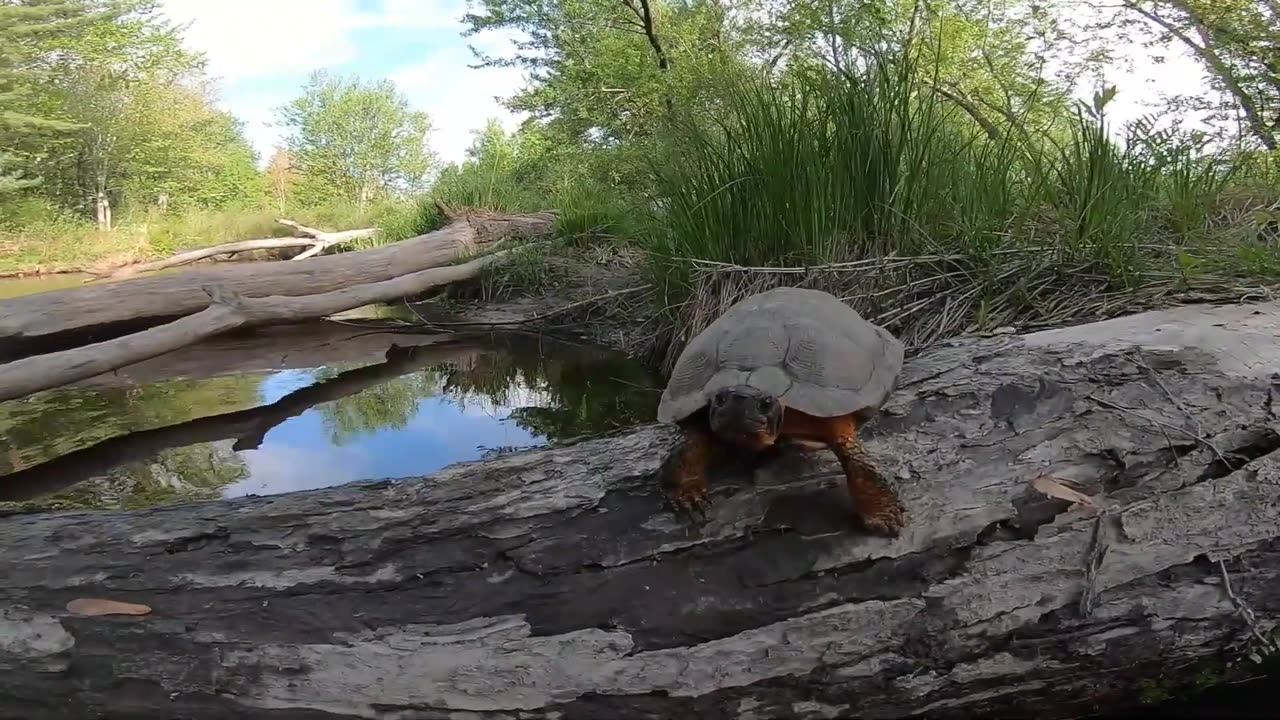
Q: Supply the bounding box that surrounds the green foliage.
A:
[0,0,265,228]
[0,0,100,192]
[651,42,1267,271]
[652,54,971,268]
[420,118,650,247]
[641,27,1280,360]
[1088,0,1280,150]
[436,334,662,440]
[316,369,442,446]
[276,70,437,210]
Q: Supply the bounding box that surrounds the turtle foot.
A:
[828,415,906,538]
[668,484,712,522]
[854,493,905,537]
[659,423,713,523]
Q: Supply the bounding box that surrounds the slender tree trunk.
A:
[94,187,110,232]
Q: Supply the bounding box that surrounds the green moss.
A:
[1137,677,1174,705]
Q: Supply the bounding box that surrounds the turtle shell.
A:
[657,287,904,423]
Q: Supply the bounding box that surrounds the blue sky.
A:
[159,0,529,166]
[157,1,1211,170]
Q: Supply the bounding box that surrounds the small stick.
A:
[1078,511,1109,616]
[1087,394,1232,470]
[1217,559,1278,652]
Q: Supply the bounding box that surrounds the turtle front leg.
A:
[659,423,712,520]
[825,415,905,537]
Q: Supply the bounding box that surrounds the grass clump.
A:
[646,52,1280,369]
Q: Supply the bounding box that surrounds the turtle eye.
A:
[758,398,772,413]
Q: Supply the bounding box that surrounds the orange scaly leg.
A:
[826,415,905,536]
[660,424,712,519]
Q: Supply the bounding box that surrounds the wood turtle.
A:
[656,286,906,535]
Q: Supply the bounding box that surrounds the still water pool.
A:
[0,328,661,511]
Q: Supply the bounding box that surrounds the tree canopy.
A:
[275,70,437,211]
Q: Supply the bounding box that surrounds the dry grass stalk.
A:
[657,248,1277,373]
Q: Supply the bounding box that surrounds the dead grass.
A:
[654,247,1278,373]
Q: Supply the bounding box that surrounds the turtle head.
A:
[707,384,783,450]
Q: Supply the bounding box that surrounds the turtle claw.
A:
[857,498,905,538]
[668,486,712,523]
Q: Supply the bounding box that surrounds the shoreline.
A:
[0,267,90,279]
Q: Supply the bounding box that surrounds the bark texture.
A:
[3,301,1280,719]
[0,206,557,360]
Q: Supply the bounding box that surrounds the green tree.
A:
[15,0,212,225]
[112,77,264,212]
[1106,0,1279,150]
[2,0,264,223]
[0,0,100,193]
[276,70,437,210]
[462,0,747,188]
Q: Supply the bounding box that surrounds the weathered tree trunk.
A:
[67,323,453,388]
[2,301,1280,719]
[92,219,378,280]
[0,248,519,402]
[0,205,556,360]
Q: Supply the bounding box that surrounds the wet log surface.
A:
[2,301,1280,719]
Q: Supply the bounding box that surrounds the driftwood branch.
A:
[91,220,379,282]
[0,208,558,360]
[0,247,519,402]
[2,301,1280,718]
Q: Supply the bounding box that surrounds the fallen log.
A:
[0,340,487,503]
[0,247,519,402]
[2,301,1280,719]
[90,219,379,281]
[0,204,556,360]
[68,323,461,388]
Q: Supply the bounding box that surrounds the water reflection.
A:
[0,332,661,511]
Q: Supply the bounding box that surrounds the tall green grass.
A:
[646,50,1280,364]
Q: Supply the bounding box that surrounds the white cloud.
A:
[390,45,529,165]
[159,0,527,166]
[160,0,366,84]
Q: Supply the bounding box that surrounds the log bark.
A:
[91,219,379,281]
[0,248,518,402]
[3,301,1280,719]
[0,205,557,360]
